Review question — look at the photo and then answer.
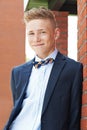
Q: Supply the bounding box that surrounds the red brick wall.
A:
[0,0,25,129]
[53,11,68,55]
[77,0,87,129]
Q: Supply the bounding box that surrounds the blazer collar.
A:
[42,52,66,116]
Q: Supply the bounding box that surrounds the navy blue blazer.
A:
[4,52,83,130]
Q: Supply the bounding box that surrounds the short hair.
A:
[24,6,57,28]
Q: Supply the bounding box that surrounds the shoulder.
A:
[57,52,83,70]
[65,55,82,68]
[64,56,83,77]
[12,58,34,73]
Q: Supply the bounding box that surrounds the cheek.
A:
[46,34,52,41]
[28,37,33,44]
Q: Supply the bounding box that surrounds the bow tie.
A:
[33,58,54,68]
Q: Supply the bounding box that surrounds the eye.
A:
[28,32,34,36]
[41,31,46,33]
[40,31,47,35]
[27,32,34,36]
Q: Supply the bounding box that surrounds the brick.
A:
[82,105,87,117]
[78,43,87,58]
[81,119,87,130]
[53,11,68,17]
[83,80,87,91]
[79,54,87,65]
[82,93,87,104]
[83,66,87,78]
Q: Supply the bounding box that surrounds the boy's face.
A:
[26,19,59,59]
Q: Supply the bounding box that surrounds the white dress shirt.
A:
[10,49,58,130]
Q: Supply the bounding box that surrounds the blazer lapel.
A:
[17,63,33,103]
[42,52,66,116]
[16,59,35,105]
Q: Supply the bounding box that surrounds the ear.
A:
[54,27,60,40]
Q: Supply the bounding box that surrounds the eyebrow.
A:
[28,29,46,33]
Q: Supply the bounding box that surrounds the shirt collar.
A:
[35,49,58,62]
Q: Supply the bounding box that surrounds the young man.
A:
[4,7,83,130]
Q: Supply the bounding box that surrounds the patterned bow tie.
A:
[33,58,54,68]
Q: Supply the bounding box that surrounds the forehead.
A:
[26,19,54,31]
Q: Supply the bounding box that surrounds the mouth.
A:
[33,43,44,46]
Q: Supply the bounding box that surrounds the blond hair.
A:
[24,7,56,28]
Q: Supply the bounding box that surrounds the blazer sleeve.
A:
[69,63,83,130]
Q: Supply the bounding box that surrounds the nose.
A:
[33,33,41,42]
